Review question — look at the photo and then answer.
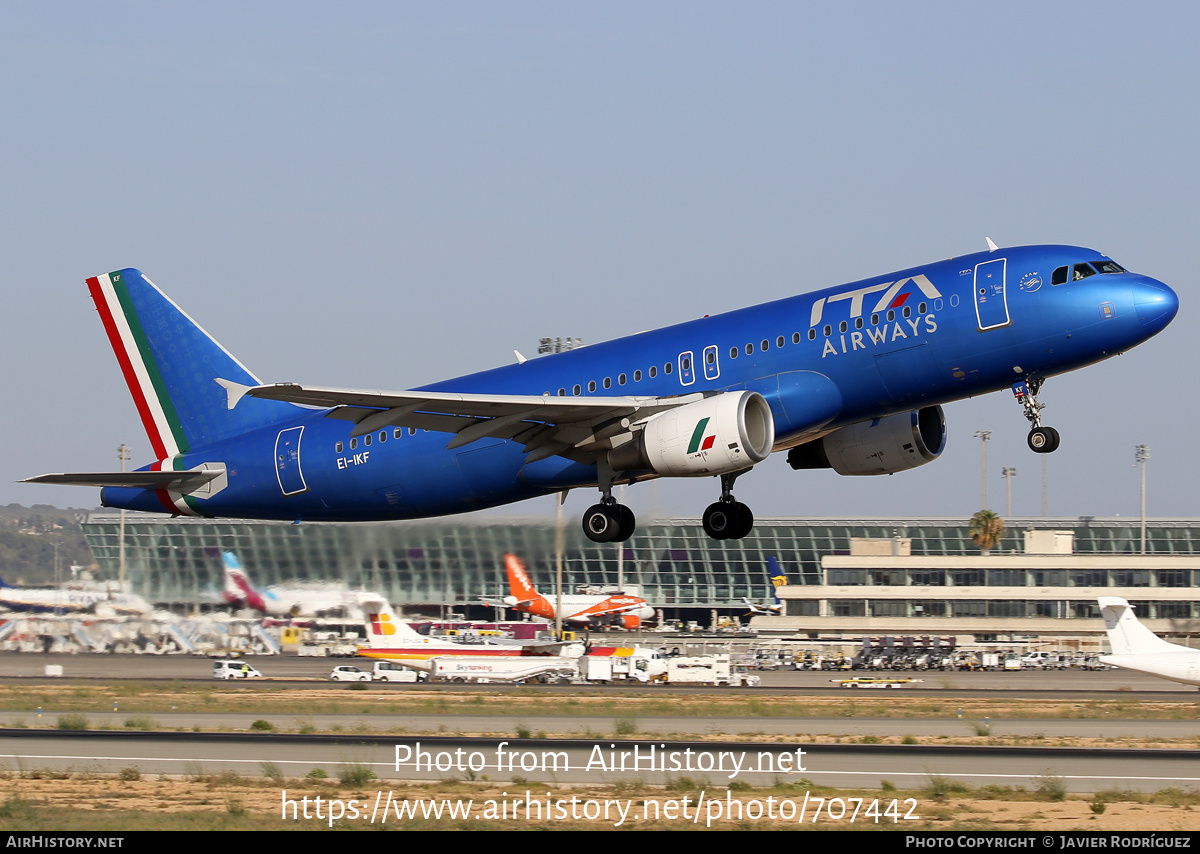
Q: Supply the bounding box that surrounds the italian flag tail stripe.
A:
[87,272,189,461]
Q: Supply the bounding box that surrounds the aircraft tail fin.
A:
[504,554,540,601]
[359,596,424,647]
[1099,597,1182,656]
[87,269,303,458]
[766,556,787,606]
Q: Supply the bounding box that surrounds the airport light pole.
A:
[117,443,130,590]
[973,431,992,509]
[1135,445,1150,554]
[1042,455,1048,517]
[1001,466,1017,517]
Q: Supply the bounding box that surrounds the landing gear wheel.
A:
[1027,426,1060,454]
[582,503,636,543]
[703,501,754,540]
[613,504,636,543]
[729,501,754,539]
[703,502,736,539]
[583,504,620,543]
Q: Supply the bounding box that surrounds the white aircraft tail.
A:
[1099,597,1182,656]
[358,595,423,648]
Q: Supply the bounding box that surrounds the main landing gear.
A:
[581,459,636,543]
[580,466,756,543]
[702,472,754,540]
[1013,378,1060,454]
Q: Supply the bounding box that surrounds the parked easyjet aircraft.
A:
[484,553,656,629]
[27,242,1177,541]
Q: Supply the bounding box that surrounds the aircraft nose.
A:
[1134,279,1179,336]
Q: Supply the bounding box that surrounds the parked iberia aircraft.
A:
[27,242,1177,541]
[484,554,656,629]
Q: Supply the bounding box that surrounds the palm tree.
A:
[969,510,1005,555]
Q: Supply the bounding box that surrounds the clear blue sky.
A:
[4,2,1195,522]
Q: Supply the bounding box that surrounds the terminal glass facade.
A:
[82,515,1200,613]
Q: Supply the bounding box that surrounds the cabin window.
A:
[588,380,597,392]
[364,434,371,446]
[394,428,402,439]
[409,427,416,436]
[573,384,581,395]
[336,441,343,453]
[603,377,611,389]
[761,339,769,351]
[664,362,673,375]
[871,313,879,325]
[705,350,715,364]
[649,366,657,378]
[776,335,785,348]
[886,310,895,322]
[855,317,863,329]
[918,302,927,314]
[634,370,642,381]
[618,373,626,385]
[729,346,738,359]
[823,325,831,337]
[902,306,911,318]
[350,438,357,450]
[379,431,386,443]
[839,321,847,333]
[558,388,566,396]
[792,332,801,344]
[807,329,815,341]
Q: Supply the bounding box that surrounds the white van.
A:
[372,661,421,682]
[212,660,263,680]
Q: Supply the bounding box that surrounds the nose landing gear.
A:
[1014,378,1060,454]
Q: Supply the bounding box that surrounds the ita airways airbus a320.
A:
[27,241,1177,541]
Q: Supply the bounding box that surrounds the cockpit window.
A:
[1094,259,1127,274]
[1072,263,1097,281]
[1051,266,1068,286]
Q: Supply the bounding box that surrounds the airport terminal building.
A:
[81,514,1200,640]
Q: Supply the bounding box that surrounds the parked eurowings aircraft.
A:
[0,576,152,617]
[27,242,1176,542]
[483,553,656,629]
[220,551,362,620]
[744,556,788,616]
[1098,598,1200,688]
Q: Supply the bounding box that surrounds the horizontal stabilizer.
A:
[23,469,224,492]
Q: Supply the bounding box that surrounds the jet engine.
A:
[786,406,946,476]
[609,391,775,477]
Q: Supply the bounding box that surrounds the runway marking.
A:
[2,754,1199,786]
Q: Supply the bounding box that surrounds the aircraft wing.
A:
[225,381,706,464]
[23,469,224,491]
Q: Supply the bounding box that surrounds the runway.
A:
[1,730,1196,793]
[1,651,1195,696]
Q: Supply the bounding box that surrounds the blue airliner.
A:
[27,242,1177,542]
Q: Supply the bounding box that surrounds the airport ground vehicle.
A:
[429,656,577,684]
[211,660,262,679]
[371,661,421,682]
[329,665,371,681]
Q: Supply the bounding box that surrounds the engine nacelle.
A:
[786,406,946,476]
[609,391,775,477]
